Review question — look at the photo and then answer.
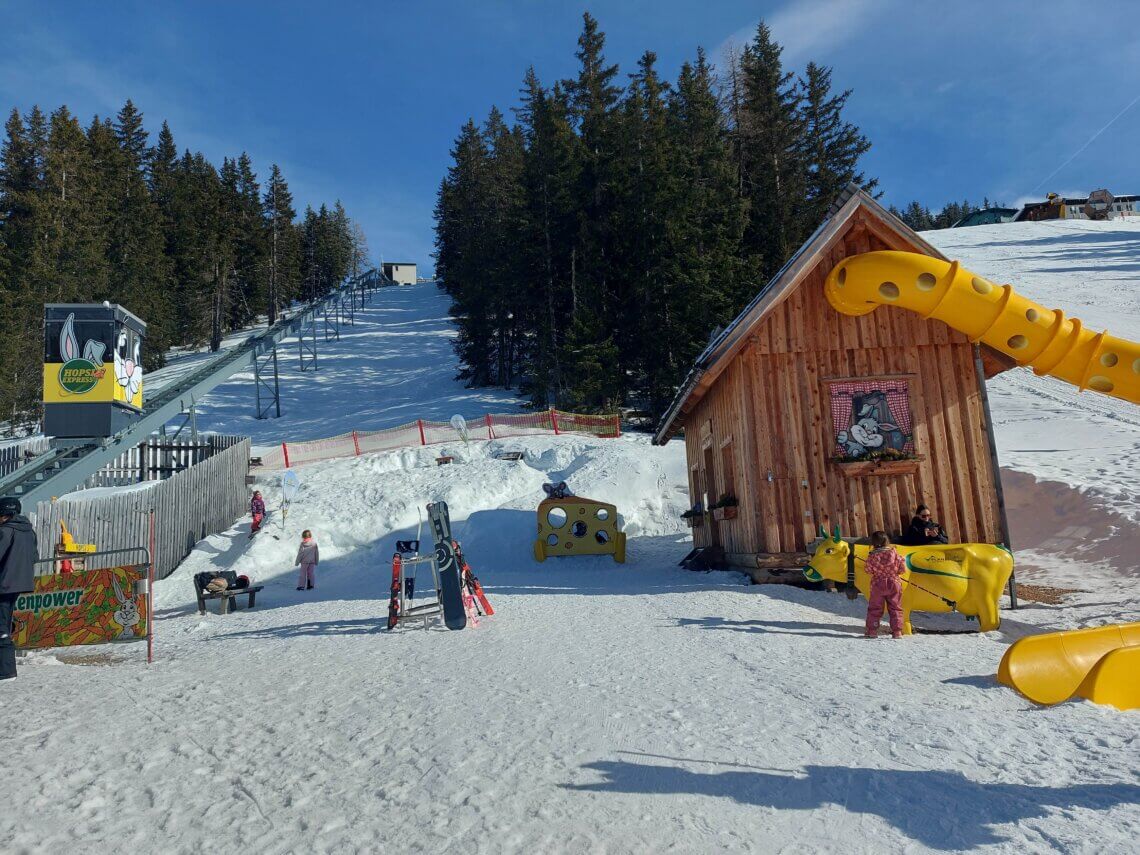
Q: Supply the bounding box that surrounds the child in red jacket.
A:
[864,530,906,638]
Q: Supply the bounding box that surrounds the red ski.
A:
[386,553,402,629]
[453,540,494,616]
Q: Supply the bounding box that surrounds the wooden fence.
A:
[83,434,246,488]
[0,437,51,478]
[31,438,251,580]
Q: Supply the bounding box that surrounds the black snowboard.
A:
[427,501,466,631]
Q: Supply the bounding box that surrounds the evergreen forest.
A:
[434,15,876,418]
[0,100,368,432]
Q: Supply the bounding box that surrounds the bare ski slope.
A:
[3,233,1139,853]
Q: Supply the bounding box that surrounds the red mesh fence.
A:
[257,409,621,470]
[357,422,422,455]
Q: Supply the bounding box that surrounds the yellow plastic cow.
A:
[803,525,1013,634]
[534,497,626,564]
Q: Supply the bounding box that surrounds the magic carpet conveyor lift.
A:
[0,273,390,507]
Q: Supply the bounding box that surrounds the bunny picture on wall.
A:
[110,575,142,639]
[831,384,914,460]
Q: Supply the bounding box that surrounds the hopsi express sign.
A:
[58,359,106,394]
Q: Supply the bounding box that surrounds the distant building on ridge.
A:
[952,207,1019,228]
[1014,193,1137,222]
[382,262,418,285]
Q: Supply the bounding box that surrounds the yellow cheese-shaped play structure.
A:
[825,251,1140,406]
[997,622,1140,710]
[534,497,626,563]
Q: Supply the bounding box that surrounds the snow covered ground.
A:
[3,226,1139,854]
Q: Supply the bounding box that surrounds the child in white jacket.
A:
[295,530,319,591]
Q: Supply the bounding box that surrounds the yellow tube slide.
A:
[825,251,1140,406]
[996,622,1140,709]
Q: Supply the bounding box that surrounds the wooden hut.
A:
[653,186,1012,578]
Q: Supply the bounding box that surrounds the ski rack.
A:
[0,271,389,507]
[393,552,444,629]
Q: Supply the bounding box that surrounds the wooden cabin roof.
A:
[652,185,1009,444]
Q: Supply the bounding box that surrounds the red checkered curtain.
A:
[828,379,914,459]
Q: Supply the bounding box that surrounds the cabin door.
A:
[702,445,720,547]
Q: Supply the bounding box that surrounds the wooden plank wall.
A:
[31,438,251,579]
[0,437,51,478]
[83,435,247,489]
[683,214,1003,555]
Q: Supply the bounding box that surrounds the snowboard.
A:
[454,540,494,616]
[386,553,402,630]
[427,502,467,630]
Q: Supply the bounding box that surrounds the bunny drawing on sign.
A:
[111,576,141,639]
[60,313,80,362]
[849,417,886,451]
[114,329,142,403]
[854,390,908,451]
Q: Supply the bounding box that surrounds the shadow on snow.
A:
[564,756,1140,850]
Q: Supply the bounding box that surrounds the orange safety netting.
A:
[256,410,620,470]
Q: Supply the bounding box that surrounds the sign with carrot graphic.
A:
[12,565,148,650]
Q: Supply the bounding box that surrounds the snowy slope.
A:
[925,219,1140,520]
[3,245,1140,854]
[147,283,525,446]
[924,220,1140,585]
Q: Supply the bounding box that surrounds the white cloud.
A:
[719,0,892,67]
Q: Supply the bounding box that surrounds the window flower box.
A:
[832,455,924,477]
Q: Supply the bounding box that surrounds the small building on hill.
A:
[382,262,417,285]
[953,207,1018,228]
[653,186,1011,578]
[1014,194,1138,222]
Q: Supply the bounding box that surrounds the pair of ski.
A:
[386,502,492,631]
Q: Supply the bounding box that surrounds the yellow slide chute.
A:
[997,623,1140,710]
[824,251,1140,406]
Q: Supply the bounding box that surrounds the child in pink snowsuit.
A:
[864,530,906,638]
[250,491,265,533]
[295,530,319,591]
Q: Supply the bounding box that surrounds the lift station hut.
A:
[43,304,146,439]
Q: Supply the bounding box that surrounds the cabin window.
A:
[827,378,915,461]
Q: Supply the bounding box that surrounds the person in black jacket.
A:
[0,496,38,680]
[900,504,949,546]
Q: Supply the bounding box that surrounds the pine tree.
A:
[734,21,807,280]
[799,62,875,226]
[610,50,674,408]
[561,12,623,410]
[108,100,173,364]
[263,163,298,322]
[434,119,494,385]
[513,69,579,407]
[0,108,45,425]
[231,152,264,329]
[659,50,747,404]
[38,106,110,303]
[481,107,527,386]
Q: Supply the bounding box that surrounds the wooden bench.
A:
[193,573,265,615]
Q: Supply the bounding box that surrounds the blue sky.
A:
[3,1,1139,274]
